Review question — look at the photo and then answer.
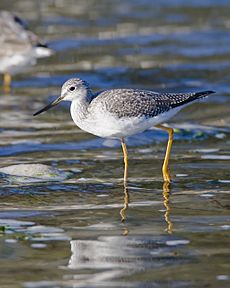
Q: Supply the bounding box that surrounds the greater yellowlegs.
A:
[0,10,53,92]
[34,78,214,186]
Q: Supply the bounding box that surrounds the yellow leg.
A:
[121,138,128,188]
[3,73,12,93]
[155,125,174,183]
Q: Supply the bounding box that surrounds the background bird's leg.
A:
[155,125,174,182]
[3,73,12,93]
[121,138,128,188]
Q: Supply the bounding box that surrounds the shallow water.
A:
[0,0,230,287]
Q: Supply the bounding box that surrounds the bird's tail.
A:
[170,90,215,109]
[193,90,215,99]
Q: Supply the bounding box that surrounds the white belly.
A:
[71,102,182,139]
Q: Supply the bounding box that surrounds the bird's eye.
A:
[69,86,76,91]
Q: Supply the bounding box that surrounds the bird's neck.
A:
[70,90,92,125]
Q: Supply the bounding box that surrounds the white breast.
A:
[70,100,184,139]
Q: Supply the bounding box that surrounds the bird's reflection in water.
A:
[119,182,173,234]
[67,185,177,285]
[162,182,173,234]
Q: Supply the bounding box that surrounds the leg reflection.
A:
[119,184,173,234]
[162,182,173,234]
[120,186,129,222]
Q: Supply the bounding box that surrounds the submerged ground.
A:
[0,0,229,287]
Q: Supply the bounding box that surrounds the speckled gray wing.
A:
[90,89,214,119]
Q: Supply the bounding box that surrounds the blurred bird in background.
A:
[0,10,53,92]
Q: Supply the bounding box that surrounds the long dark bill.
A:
[33,95,63,116]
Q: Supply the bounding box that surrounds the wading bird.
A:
[34,78,214,187]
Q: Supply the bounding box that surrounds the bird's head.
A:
[33,78,91,116]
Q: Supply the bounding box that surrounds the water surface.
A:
[0,0,229,287]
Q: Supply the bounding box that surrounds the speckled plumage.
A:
[90,89,212,119]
